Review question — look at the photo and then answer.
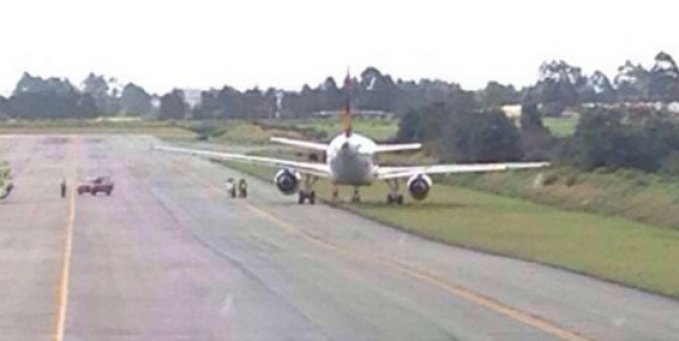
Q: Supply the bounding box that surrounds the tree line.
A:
[3,52,679,175]
[0,73,154,119]
[397,99,679,175]
[2,51,678,120]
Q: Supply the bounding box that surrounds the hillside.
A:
[444,166,679,231]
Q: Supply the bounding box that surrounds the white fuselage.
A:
[326,133,377,185]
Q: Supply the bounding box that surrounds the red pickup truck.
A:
[78,177,114,196]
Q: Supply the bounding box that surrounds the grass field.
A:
[543,116,578,137]
[0,118,399,144]
[220,160,679,299]
[0,119,199,140]
[275,117,399,141]
[446,167,679,231]
[0,119,301,143]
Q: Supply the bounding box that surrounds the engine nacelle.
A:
[407,174,432,201]
[274,169,300,195]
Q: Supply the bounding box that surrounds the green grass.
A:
[270,117,399,142]
[445,167,679,231]
[544,116,578,137]
[0,119,198,140]
[220,160,679,299]
[0,119,294,143]
[0,117,399,144]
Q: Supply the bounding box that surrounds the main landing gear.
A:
[332,186,339,201]
[351,186,361,203]
[331,183,402,204]
[298,175,318,205]
[331,186,362,203]
[386,179,404,205]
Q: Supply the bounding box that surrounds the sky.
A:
[0,0,678,96]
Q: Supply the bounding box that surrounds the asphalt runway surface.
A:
[1,135,678,341]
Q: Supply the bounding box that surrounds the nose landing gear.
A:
[298,190,316,204]
[297,175,318,205]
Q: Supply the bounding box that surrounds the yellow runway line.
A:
[54,137,79,341]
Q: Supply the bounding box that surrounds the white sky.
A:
[0,0,677,96]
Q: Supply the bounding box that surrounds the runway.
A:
[1,135,678,340]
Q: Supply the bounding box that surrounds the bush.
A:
[593,167,614,174]
[660,152,679,176]
[615,168,642,180]
[565,175,577,187]
[543,173,559,186]
[188,121,225,140]
[634,178,650,187]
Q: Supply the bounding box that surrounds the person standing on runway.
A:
[60,178,67,198]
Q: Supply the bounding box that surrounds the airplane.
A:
[155,74,549,205]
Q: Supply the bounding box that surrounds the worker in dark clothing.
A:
[60,179,67,198]
[238,179,248,198]
[0,183,11,200]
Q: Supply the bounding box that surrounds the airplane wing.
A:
[373,143,423,153]
[375,162,550,180]
[154,145,332,178]
[270,137,328,151]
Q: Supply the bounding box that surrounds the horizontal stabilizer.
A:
[373,143,422,153]
[270,137,328,151]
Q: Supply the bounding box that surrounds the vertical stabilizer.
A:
[342,71,352,137]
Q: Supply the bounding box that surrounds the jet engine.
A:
[274,169,300,195]
[407,174,432,200]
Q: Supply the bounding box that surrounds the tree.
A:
[0,96,8,120]
[13,72,77,96]
[81,73,121,114]
[120,83,152,116]
[519,103,543,129]
[319,77,344,111]
[357,67,398,111]
[76,93,99,119]
[582,71,617,103]
[528,60,584,115]
[648,51,679,102]
[614,61,650,101]
[5,73,100,119]
[569,108,668,171]
[479,81,520,107]
[4,91,99,119]
[192,90,220,120]
[81,73,109,106]
[396,109,423,142]
[440,109,523,162]
[158,90,187,120]
[520,103,552,160]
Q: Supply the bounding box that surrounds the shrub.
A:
[634,178,650,187]
[543,173,559,186]
[565,175,577,187]
[660,152,679,176]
